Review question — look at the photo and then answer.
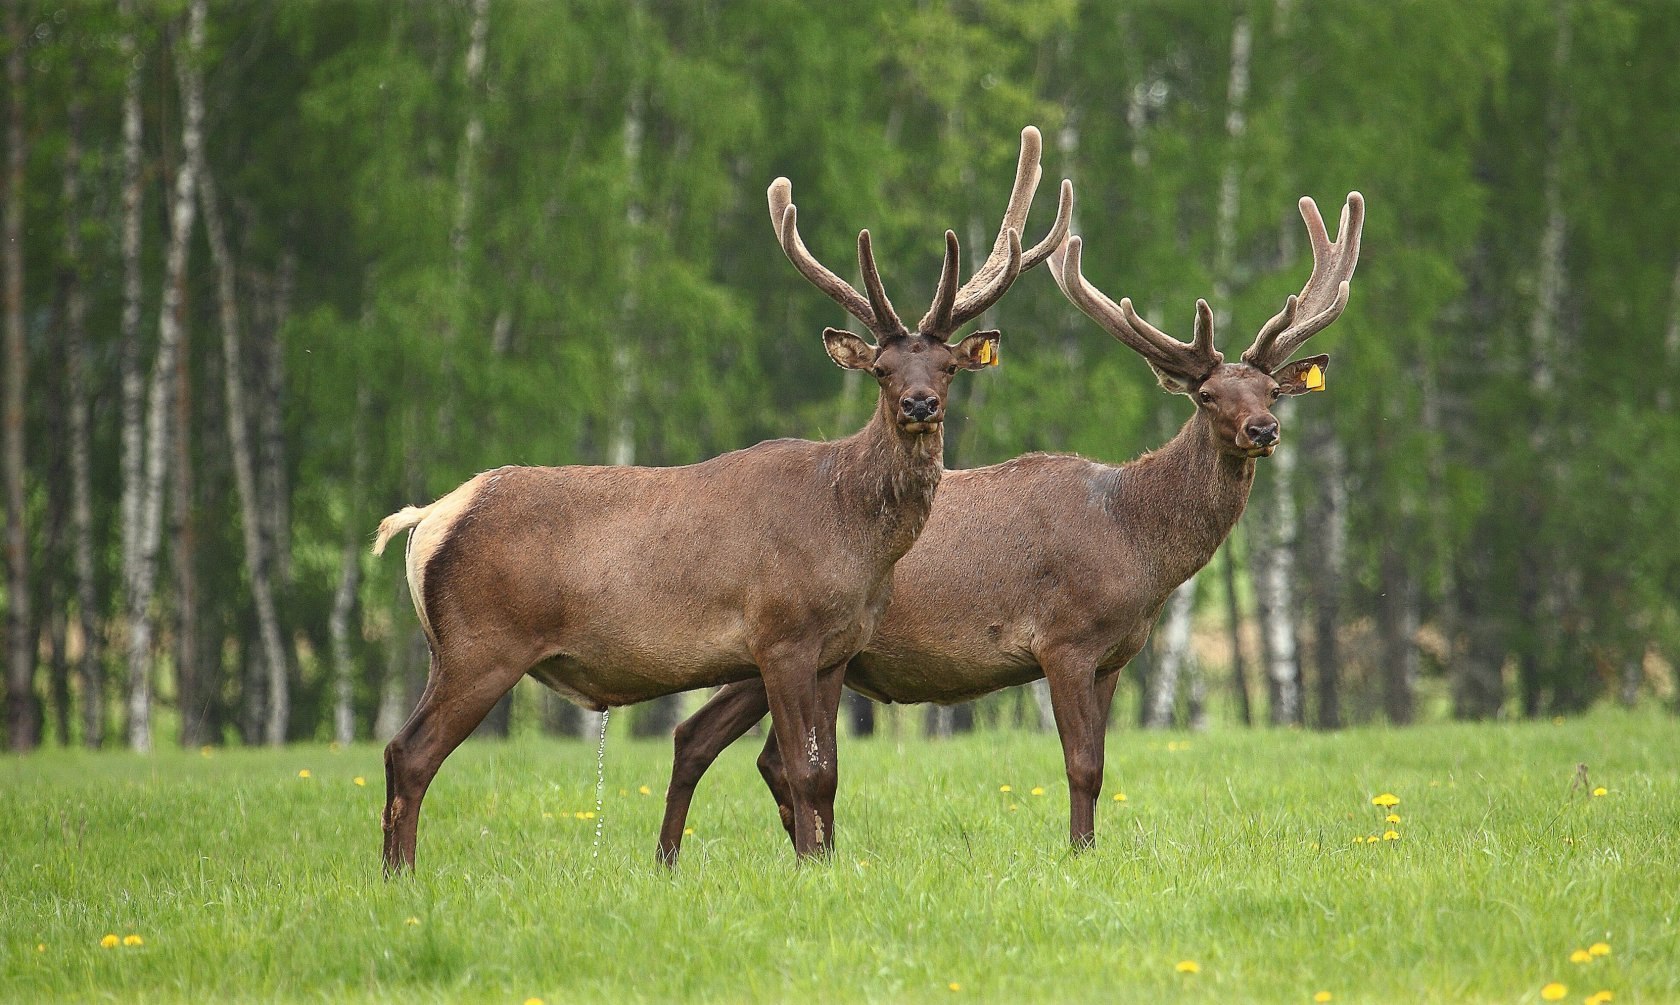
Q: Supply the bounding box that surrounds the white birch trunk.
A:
[64,82,103,748]
[1146,580,1197,729]
[117,0,146,637]
[126,0,207,752]
[198,156,292,745]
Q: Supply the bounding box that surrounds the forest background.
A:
[3,0,1678,754]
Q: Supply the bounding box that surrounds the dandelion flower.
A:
[1586,990,1614,1004]
[1385,813,1401,824]
[200,746,213,758]
[1365,835,1381,844]
[1175,960,1200,974]
[404,917,420,926]
[638,785,652,796]
[525,998,544,1005]
[948,983,962,992]
[999,785,1012,793]
[1314,993,1333,1003]
[857,860,869,869]
[1588,942,1610,957]
[353,776,366,787]
[1592,787,1607,797]
[1570,949,1593,964]
[542,812,553,820]
[683,827,694,836]
[1008,804,1018,812]
[1030,787,1046,796]
[36,943,45,953]
[122,934,143,947]
[1540,982,1567,1001]
[297,769,312,779]
[1371,793,1400,808]
[1382,830,1400,841]
[1113,792,1128,802]
[99,934,120,949]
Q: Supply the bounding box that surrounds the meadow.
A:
[3,706,1677,1004]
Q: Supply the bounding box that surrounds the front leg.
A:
[1039,646,1112,850]
[758,650,848,859]
[658,680,771,866]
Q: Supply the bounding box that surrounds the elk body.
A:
[372,128,1070,872]
[657,191,1362,860]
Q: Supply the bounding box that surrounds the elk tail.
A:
[372,505,433,556]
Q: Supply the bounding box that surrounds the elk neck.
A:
[825,394,945,558]
[1101,409,1256,589]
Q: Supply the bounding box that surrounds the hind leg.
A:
[382,645,525,875]
[657,680,771,865]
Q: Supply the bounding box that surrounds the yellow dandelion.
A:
[683,827,694,836]
[638,785,652,796]
[857,860,869,868]
[542,812,553,820]
[1030,787,1046,796]
[999,784,1012,793]
[582,811,597,819]
[1365,835,1381,844]
[1175,960,1200,974]
[1008,804,1018,812]
[36,943,46,953]
[297,769,312,779]
[1592,787,1607,797]
[1371,793,1400,808]
[1541,982,1568,1001]
[353,776,366,787]
[404,917,420,926]
[1382,830,1400,841]
[1385,813,1401,824]
[99,934,120,949]
[948,982,962,992]
[525,998,544,1005]
[122,934,143,947]
[200,746,213,758]
[1113,792,1128,802]
[1570,949,1593,964]
[1314,993,1333,1003]
[1588,942,1610,957]
[1586,990,1614,1004]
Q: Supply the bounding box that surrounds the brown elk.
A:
[371,127,1071,872]
[656,191,1362,860]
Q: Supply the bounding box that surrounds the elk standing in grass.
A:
[658,191,1362,859]
[372,128,1070,872]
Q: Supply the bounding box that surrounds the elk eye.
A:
[1198,389,1214,404]
[943,364,958,375]
[871,366,891,379]
[1270,386,1283,399]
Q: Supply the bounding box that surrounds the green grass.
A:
[4,707,1679,1003]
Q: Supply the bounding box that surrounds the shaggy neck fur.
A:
[829,395,945,562]
[1104,409,1256,595]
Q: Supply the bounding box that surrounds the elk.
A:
[371,127,1071,872]
[656,191,1362,860]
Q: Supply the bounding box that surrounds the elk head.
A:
[770,126,1073,434]
[1051,191,1364,458]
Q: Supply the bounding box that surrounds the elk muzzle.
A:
[1242,416,1280,457]
[899,392,943,430]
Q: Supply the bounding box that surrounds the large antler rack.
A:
[1050,226,1223,384]
[1240,192,1364,373]
[768,125,1073,345]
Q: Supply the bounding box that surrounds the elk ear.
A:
[822,328,879,371]
[951,330,1001,371]
[1273,354,1330,395]
[1150,364,1195,396]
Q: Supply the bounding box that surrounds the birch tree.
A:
[2,0,32,750]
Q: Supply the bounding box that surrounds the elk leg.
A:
[755,729,797,848]
[758,650,840,859]
[1040,650,1107,850]
[809,663,848,855]
[382,648,523,875]
[657,680,770,866]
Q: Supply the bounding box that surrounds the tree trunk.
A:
[1376,539,1417,725]
[117,0,146,736]
[1305,420,1346,729]
[198,157,291,745]
[171,280,201,746]
[63,77,103,748]
[126,0,207,752]
[257,255,292,588]
[1252,441,1302,725]
[329,389,368,746]
[3,0,36,751]
[1221,542,1252,727]
[1145,579,1196,729]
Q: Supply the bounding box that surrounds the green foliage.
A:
[4,709,1679,1001]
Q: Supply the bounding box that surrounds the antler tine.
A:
[1241,191,1364,370]
[923,230,962,336]
[1050,234,1222,382]
[768,177,886,338]
[920,125,1066,335]
[857,230,906,337]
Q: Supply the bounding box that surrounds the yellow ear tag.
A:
[1305,363,1325,391]
[977,341,993,366]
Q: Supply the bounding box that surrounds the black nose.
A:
[1246,418,1279,446]
[901,394,940,422]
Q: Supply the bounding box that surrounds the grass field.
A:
[4,706,1678,1003]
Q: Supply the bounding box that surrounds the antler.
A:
[1240,192,1364,372]
[919,125,1074,336]
[1050,232,1223,383]
[768,177,908,341]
